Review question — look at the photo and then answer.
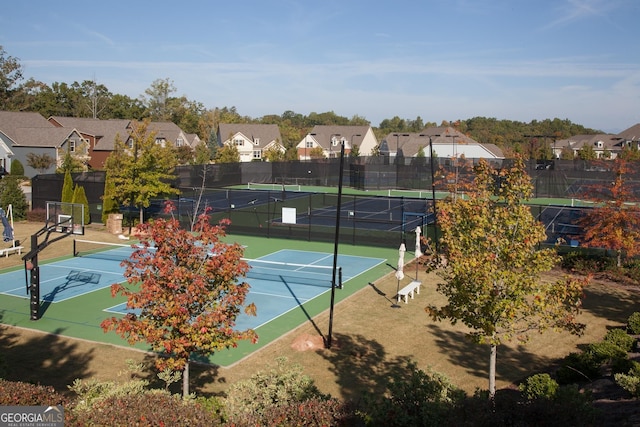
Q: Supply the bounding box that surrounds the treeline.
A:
[0,46,601,157]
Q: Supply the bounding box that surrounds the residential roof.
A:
[48,116,131,151]
[616,123,640,141]
[382,126,504,158]
[218,123,282,147]
[556,134,618,151]
[307,125,370,149]
[0,111,53,145]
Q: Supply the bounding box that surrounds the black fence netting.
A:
[172,188,432,248]
[30,158,640,247]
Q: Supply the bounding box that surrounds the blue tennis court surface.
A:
[1,247,384,331]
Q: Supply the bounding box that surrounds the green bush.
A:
[518,373,559,400]
[603,328,635,352]
[627,312,640,335]
[10,159,24,177]
[561,251,614,273]
[224,357,328,423]
[556,352,602,384]
[68,377,150,412]
[229,397,359,427]
[588,340,628,361]
[363,362,465,427]
[614,363,640,398]
[0,176,29,220]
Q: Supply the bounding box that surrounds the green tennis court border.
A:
[0,233,399,366]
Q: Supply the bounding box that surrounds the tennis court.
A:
[0,235,393,365]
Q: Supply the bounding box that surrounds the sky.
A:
[1,0,638,133]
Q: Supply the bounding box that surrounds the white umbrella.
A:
[414,226,423,280]
[395,243,406,280]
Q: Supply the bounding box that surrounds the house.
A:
[49,117,131,170]
[379,127,504,162]
[296,125,378,160]
[0,111,90,177]
[613,123,640,152]
[49,117,201,169]
[554,134,618,159]
[217,123,284,162]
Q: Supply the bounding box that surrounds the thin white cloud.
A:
[541,0,622,31]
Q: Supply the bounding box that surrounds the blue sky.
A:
[1,0,638,132]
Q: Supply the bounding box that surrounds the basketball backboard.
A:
[46,201,85,235]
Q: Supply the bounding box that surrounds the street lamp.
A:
[420,133,441,253]
[392,133,410,164]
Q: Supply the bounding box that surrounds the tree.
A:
[26,152,56,174]
[577,144,597,160]
[103,120,179,224]
[9,159,24,177]
[72,184,91,225]
[101,171,119,224]
[0,176,28,220]
[192,141,211,165]
[349,144,360,160]
[61,170,74,204]
[214,144,240,163]
[142,77,176,121]
[101,208,257,397]
[262,145,285,162]
[577,158,640,267]
[0,45,24,110]
[426,157,588,399]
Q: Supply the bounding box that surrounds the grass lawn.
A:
[1,221,639,400]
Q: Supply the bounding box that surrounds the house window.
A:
[306,140,313,148]
[155,137,166,145]
[233,138,244,146]
[69,139,76,152]
[176,137,184,146]
[253,150,262,159]
[254,138,260,145]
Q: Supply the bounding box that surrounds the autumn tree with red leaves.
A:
[101,205,257,397]
[577,157,640,267]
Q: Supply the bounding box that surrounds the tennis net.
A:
[73,239,155,262]
[244,258,341,288]
[247,182,301,192]
[74,239,342,288]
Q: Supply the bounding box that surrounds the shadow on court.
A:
[40,270,103,316]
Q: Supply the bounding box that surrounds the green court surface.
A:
[237,183,594,206]
[0,233,398,367]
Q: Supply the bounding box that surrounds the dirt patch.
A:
[291,333,326,351]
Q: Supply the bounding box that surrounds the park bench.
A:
[397,280,421,304]
[0,246,24,258]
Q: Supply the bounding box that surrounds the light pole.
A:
[446,134,459,201]
[329,134,341,159]
[392,133,410,164]
[327,138,346,349]
[420,133,441,253]
[350,134,361,157]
